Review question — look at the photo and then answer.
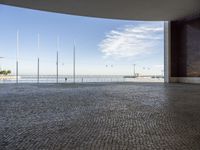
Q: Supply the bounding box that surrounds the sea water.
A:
[0,75,164,83]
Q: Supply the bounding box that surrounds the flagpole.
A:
[37,33,40,84]
[73,40,76,84]
[16,30,19,84]
[56,36,60,83]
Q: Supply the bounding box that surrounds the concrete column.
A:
[164,21,171,83]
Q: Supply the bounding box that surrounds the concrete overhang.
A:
[0,0,200,21]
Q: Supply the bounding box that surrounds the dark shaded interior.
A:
[171,17,200,77]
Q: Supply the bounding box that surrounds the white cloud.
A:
[99,23,163,59]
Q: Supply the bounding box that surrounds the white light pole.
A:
[37,33,40,84]
[56,36,60,83]
[133,64,136,76]
[16,30,19,84]
[73,40,76,84]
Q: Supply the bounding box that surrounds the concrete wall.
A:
[169,17,200,83]
[164,22,171,83]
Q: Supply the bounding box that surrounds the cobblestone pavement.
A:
[0,83,200,150]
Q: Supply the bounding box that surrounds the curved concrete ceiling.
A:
[1,0,200,21]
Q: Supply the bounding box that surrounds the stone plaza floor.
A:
[0,83,200,150]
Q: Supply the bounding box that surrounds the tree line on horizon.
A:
[0,70,11,76]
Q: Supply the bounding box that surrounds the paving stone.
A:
[0,83,200,150]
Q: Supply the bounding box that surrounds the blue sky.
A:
[0,4,164,75]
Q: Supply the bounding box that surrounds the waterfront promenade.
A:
[0,83,200,149]
[0,75,15,80]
